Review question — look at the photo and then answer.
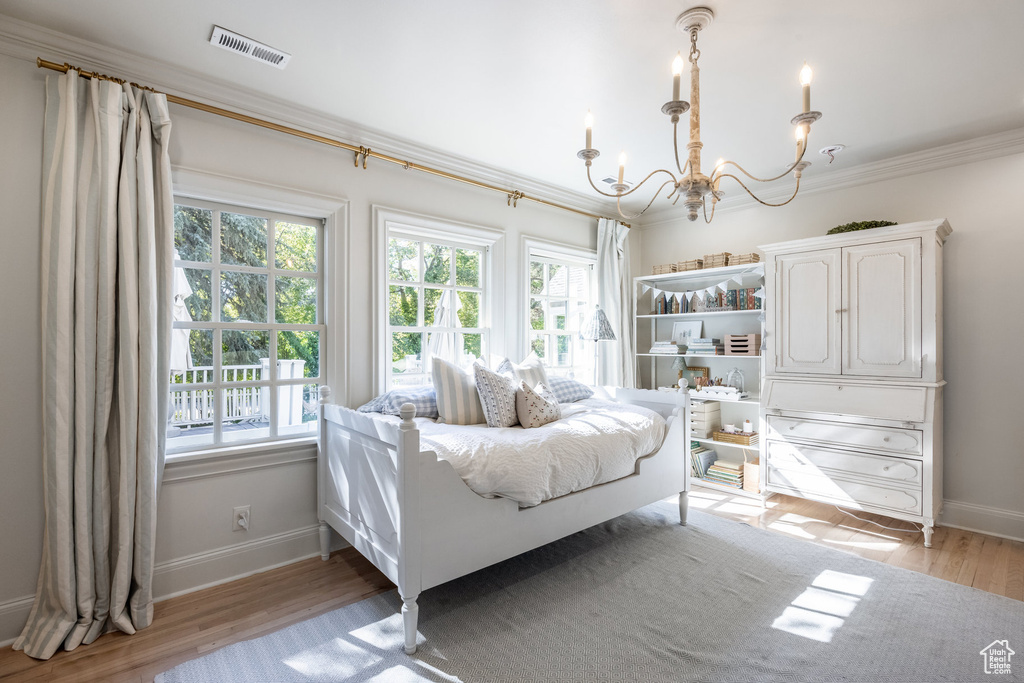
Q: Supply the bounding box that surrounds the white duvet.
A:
[375,399,666,507]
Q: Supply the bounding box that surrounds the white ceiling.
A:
[3,0,1024,216]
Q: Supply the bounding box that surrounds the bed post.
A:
[397,403,423,654]
[678,394,691,526]
[317,386,332,560]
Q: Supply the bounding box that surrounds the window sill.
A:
[163,437,318,483]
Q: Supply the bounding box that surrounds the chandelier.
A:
[577,7,823,222]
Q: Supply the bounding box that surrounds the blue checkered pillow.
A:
[381,386,439,419]
[547,376,594,403]
[357,387,439,419]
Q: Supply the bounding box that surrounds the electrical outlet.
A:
[233,505,250,532]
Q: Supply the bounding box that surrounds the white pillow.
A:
[497,352,549,390]
[515,380,561,429]
[432,357,486,425]
[474,364,519,428]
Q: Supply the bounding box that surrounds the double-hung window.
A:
[386,231,487,388]
[528,251,595,379]
[169,198,324,452]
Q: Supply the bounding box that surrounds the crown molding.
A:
[0,13,615,221]
[638,125,1024,229]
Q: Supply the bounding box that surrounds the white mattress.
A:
[375,398,666,507]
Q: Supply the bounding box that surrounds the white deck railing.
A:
[170,360,305,428]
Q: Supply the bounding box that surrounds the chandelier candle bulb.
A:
[800,63,813,113]
[617,151,626,184]
[672,53,683,101]
[585,110,593,149]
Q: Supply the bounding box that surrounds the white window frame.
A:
[168,169,348,463]
[373,206,504,393]
[521,236,597,379]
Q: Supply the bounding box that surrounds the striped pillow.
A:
[496,353,549,390]
[432,357,486,425]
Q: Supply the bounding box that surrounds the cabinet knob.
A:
[883,466,890,471]
[837,386,844,391]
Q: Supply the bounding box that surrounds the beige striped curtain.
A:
[14,71,174,660]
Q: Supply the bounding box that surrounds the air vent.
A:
[210,26,291,69]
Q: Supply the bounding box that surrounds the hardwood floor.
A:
[1,492,1021,681]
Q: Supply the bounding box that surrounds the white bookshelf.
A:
[634,263,768,500]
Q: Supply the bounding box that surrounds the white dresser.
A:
[759,219,951,546]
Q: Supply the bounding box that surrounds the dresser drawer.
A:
[766,441,921,486]
[763,380,927,422]
[766,469,922,516]
[767,416,923,457]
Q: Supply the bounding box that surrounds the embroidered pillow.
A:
[380,386,439,419]
[515,381,561,429]
[473,364,519,428]
[496,352,549,390]
[547,376,594,403]
[432,357,486,425]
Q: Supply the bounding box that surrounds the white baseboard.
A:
[153,524,338,601]
[0,595,35,648]
[941,500,1024,543]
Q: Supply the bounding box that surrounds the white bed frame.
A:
[317,387,690,654]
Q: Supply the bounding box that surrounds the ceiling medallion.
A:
[577,7,823,222]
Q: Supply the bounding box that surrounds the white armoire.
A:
[759,219,951,546]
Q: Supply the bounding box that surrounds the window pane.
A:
[530,334,546,360]
[550,300,568,330]
[388,238,419,282]
[269,380,308,432]
[557,335,571,366]
[278,384,319,436]
[569,266,589,298]
[457,291,479,328]
[221,211,268,268]
[222,330,269,381]
[392,332,422,374]
[461,333,482,362]
[221,272,268,322]
[174,205,212,263]
[530,299,544,331]
[179,267,212,322]
[221,386,270,444]
[572,301,590,332]
[548,263,567,297]
[455,248,480,287]
[276,276,317,324]
[423,243,451,285]
[389,286,419,326]
[277,330,319,379]
[169,329,214,446]
[170,328,213,379]
[423,288,444,326]
[530,261,545,295]
[275,221,317,272]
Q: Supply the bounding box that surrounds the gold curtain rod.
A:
[37,58,623,226]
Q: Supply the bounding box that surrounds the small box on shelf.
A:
[676,258,704,272]
[712,430,759,446]
[725,334,761,355]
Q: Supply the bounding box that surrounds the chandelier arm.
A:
[714,141,809,185]
[614,179,678,220]
[702,197,717,224]
[718,172,802,208]
[672,122,691,176]
[586,164,679,199]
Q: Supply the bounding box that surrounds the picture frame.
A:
[680,366,709,389]
[671,320,704,347]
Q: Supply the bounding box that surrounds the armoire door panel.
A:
[843,238,922,377]
[775,248,842,374]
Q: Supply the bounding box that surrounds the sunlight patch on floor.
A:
[350,615,405,650]
[772,570,874,643]
[768,521,817,540]
[283,637,382,677]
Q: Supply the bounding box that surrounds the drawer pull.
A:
[837,386,844,391]
[883,436,890,443]
[883,466,890,471]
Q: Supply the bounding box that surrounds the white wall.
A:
[637,152,1024,538]
[0,51,596,643]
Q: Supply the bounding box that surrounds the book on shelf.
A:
[690,338,721,344]
[703,474,743,488]
[690,446,716,479]
[713,460,743,471]
[648,341,683,354]
[707,465,742,479]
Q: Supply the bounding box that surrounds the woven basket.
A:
[712,430,759,446]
